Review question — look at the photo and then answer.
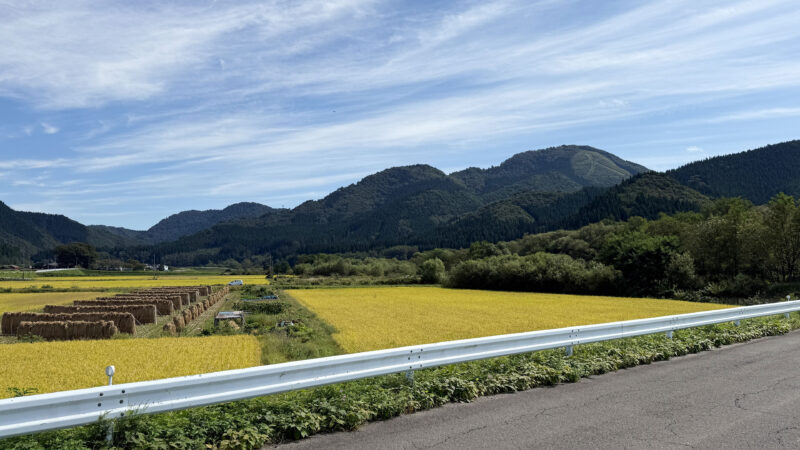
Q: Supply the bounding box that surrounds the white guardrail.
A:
[2,299,800,439]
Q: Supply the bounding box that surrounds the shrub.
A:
[419,258,446,284]
[446,253,620,294]
[233,302,285,315]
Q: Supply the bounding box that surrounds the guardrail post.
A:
[734,320,741,326]
[564,345,573,357]
[666,330,673,339]
[404,349,423,383]
[106,365,115,387]
[105,366,115,445]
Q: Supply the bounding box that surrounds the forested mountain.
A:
[0,200,56,263]
[107,145,644,259]
[152,165,488,262]
[667,140,800,204]
[147,147,652,264]
[0,201,276,264]
[0,201,138,264]
[451,145,648,201]
[90,202,276,244]
[5,141,798,266]
[424,173,709,247]
[143,202,276,243]
[560,172,711,228]
[19,211,138,249]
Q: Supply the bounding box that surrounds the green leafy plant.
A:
[232,301,284,315]
[16,333,45,343]
[7,386,39,397]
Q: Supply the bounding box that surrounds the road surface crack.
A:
[733,375,799,417]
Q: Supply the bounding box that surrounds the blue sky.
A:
[1,0,799,229]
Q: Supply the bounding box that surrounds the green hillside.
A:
[11,140,798,266]
[668,140,800,204]
[149,147,650,264]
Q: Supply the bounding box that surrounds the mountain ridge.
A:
[148,146,651,264]
[667,140,800,204]
[89,202,277,245]
[3,140,797,266]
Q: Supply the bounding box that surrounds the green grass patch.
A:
[250,292,342,364]
[197,288,342,365]
[0,271,35,281]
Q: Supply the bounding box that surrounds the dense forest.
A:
[425,172,710,247]
[140,172,706,266]
[111,147,653,265]
[668,140,800,203]
[443,194,800,299]
[284,193,800,302]
[140,141,798,265]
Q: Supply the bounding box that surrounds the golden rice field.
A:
[290,287,731,353]
[0,274,268,291]
[0,292,107,314]
[0,335,261,398]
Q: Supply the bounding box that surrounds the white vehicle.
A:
[228,279,244,286]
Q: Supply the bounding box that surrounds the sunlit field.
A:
[291,287,731,353]
[0,335,261,398]
[0,292,107,314]
[0,274,268,291]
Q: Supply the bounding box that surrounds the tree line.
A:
[289,193,800,301]
[46,193,800,302]
[434,193,800,300]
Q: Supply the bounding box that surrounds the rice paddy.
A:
[0,335,261,398]
[0,292,107,314]
[0,274,268,291]
[290,287,731,352]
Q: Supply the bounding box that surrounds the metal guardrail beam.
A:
[2,300,799,438]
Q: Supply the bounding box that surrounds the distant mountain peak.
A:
[451,145,648,197]
[144,202,274,242]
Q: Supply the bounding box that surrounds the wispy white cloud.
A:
[40,122,58,134]
[0,158,70,169]
[1,0,799,227]
[709,107,800,122]
[0,0,374,109]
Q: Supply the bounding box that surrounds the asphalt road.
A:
[282,331,800,449]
